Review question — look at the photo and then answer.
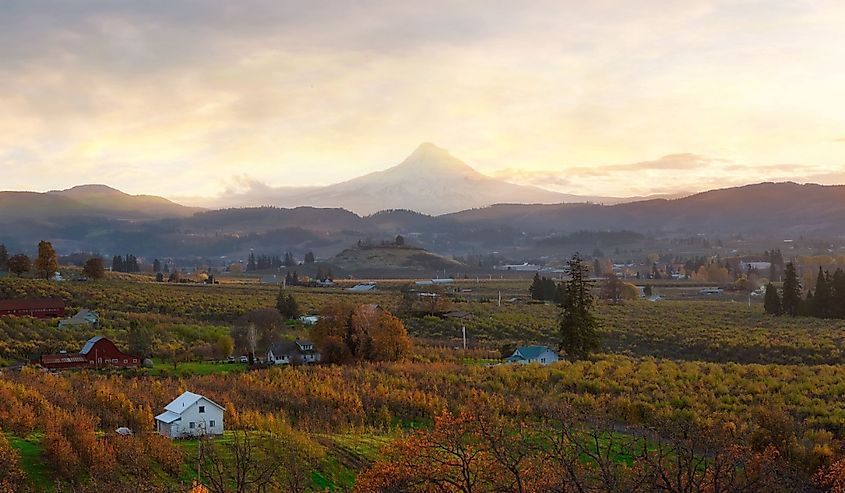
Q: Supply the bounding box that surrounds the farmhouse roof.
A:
[268,340,298,356]
[164,391,225,414]
[511,346,555,360]
[154,410,182,424]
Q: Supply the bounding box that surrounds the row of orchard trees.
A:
[765,262,845,319]
[356,395,844,493]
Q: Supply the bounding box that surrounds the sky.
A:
[2,0,845,203]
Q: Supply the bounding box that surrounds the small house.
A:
[59,309,99,328]
[506,346,559,365]
[267,339,321,365]
[155,391,225,439]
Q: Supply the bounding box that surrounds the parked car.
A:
[226,356,236,363]
[239,355,248,363]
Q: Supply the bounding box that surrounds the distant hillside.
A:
[332,245,467,273]
[0,185,200,221]
[3,181,845,258]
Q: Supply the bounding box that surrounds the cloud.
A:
[2,1,845,198]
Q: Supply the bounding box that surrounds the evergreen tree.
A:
[34,240,58,279]
[304,251,315,264]
[276,292,301,320]
[153,258,161,273]
[247,252,256,272]
[782,262,802,317]
[559,253,600,360]
[529,273,542,299]
[127,321,154,359]
[112,255,123,272]
[763,283,782,316]
[831,268,845,319]
[0,244,8,271]
[812,267,832,318]
[283,252,295,267]
[395,235,405,246]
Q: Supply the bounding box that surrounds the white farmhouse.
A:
[155,391,225,439]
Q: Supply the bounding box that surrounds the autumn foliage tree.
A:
[0,431,29,493]
[34,240,58,279]
[83,256,106,279]
[311,303,411,364]
[7,253,31,277]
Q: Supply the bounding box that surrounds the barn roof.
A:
[0,297,65,310]
[164,391,225,414]
[41,353,87,365]
[79,336,105,355]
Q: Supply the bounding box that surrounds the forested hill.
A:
[2,182,844,256]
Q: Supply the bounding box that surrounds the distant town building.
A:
[346,283,376,292]
[0,298,66,318]
[39,336,140,370]
[155,391,225,439]
[506,346,560,365]
[739,261,772,272]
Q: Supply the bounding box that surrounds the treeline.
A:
[0,241,59,279]
[246,251,316,272]
[528,272,566,302]
[765,262,845,319]
[111,254,140,273]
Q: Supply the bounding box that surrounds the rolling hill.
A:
[0,184,201,221]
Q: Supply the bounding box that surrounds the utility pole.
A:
[462,325,467,351]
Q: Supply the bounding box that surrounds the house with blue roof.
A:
[506,345,559,365]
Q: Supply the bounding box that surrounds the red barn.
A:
[40,336,141,370]
[0,298,65,318]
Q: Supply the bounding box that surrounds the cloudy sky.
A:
[2,0,845,202]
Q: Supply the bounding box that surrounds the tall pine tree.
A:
[763,283,782,316]
[812,267,832,318]
[559,253,600,360]
[782,261,802,317]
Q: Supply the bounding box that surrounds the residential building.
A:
[267,339,321,365]
[155,391,225,439]
[506,346,560,365]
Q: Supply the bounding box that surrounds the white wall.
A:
[170,397,224,438]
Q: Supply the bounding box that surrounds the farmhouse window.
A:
[210,420,215,427]
[189,422,195,429]
[199,406,205,413]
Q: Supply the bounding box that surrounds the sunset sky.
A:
[2,0,845,202]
